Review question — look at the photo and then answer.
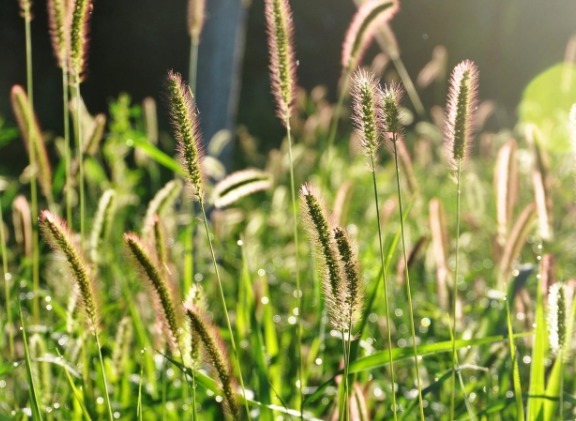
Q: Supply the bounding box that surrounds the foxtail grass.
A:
[444,60,478,421]
[124,232,181,354]
[185,304,240,420]
[494,139,518,246]
[12,195,32,258]
[350,70,397,419]
[167,70,250,419]
[68,0,94,243]
[325,0,399,156]
[264,0,305,413]
[39,210,114,420]
[48,0,73,223]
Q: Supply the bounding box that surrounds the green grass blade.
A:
[505,299,525,421]
[18,303,43,421]
[130,137,183,174]
[527,270,547,420]
[349,333,531,374]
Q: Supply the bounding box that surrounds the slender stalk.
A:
[24,3,40,324]
[449,164,462,420]
[188,40,199,96]
[198,198,250,419]
[392,139,424,420]
[285,119,305,419]
[95,331,114,420]
[340,331,350,421]
[62,66,72,225]
[326,72,350,152]
[72,84,86,244]
[369,155,398,420]
[390,56,425,119]
[0,195,14,357]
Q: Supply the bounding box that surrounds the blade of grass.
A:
[19,302,43,420]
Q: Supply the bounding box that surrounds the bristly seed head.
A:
[444,60,479,167]
[300,184,344,328]
[381,82,404,139]
[166,71,204,199]
[351,69,382,157]
[39,210,99,331]
[68,0,94,84]
[265,0,297,125]
[333,226,364,330]
[547,283,572,357]
[124,232,181,354]
[184,303,240,420]
[341,0,399,72]
[48,0,69,68]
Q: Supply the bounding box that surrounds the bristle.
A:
[341,0,399,72]
[10,85,54,201]
[444,60,479,167]
[300,184,344,328]
[187,0,206,43]
[264,0,297,124]
[39,210,99,331]
[166,71,204,198]
[12,195,32,257]
[68,0,93,83]
[124,232,180,353]
[47,0,69,68]
[351,69,382,157]
[333,226,363,329]
[184,304,240,420]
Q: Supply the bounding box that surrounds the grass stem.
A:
[198,198,251,419]
[392,139,424,420]
[285,119,305,419]
[369,154,398,420]
[95,331,114,420]
[449,164,461,420]
[0,194,14,357]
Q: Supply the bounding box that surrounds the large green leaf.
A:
[519,63,576,153]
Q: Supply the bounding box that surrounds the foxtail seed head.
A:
[48,0,69,68]
[166,71,204,199]
[68,0,93,84]
[187,0,205,43]
[10,85,53,200]
[444,60,479,167]
[342,0,399,72]
[89,189,116,264]
[265,0,297,125]
[351,69,382,157]
[12,195,32,257]
[547,283,572,357]
[333,226,363,329]
[184,303,240,420]
[124,232,180,353]
[40,210,99,331]
[300,184,344,328]
[381,82,404,138]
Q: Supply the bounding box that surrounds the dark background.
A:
[1,0,575,161]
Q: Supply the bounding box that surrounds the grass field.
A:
[1,0,576,420]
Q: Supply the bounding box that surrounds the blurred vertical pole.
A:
[196,0,250,169]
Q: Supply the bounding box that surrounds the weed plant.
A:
[1,0,576,420]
